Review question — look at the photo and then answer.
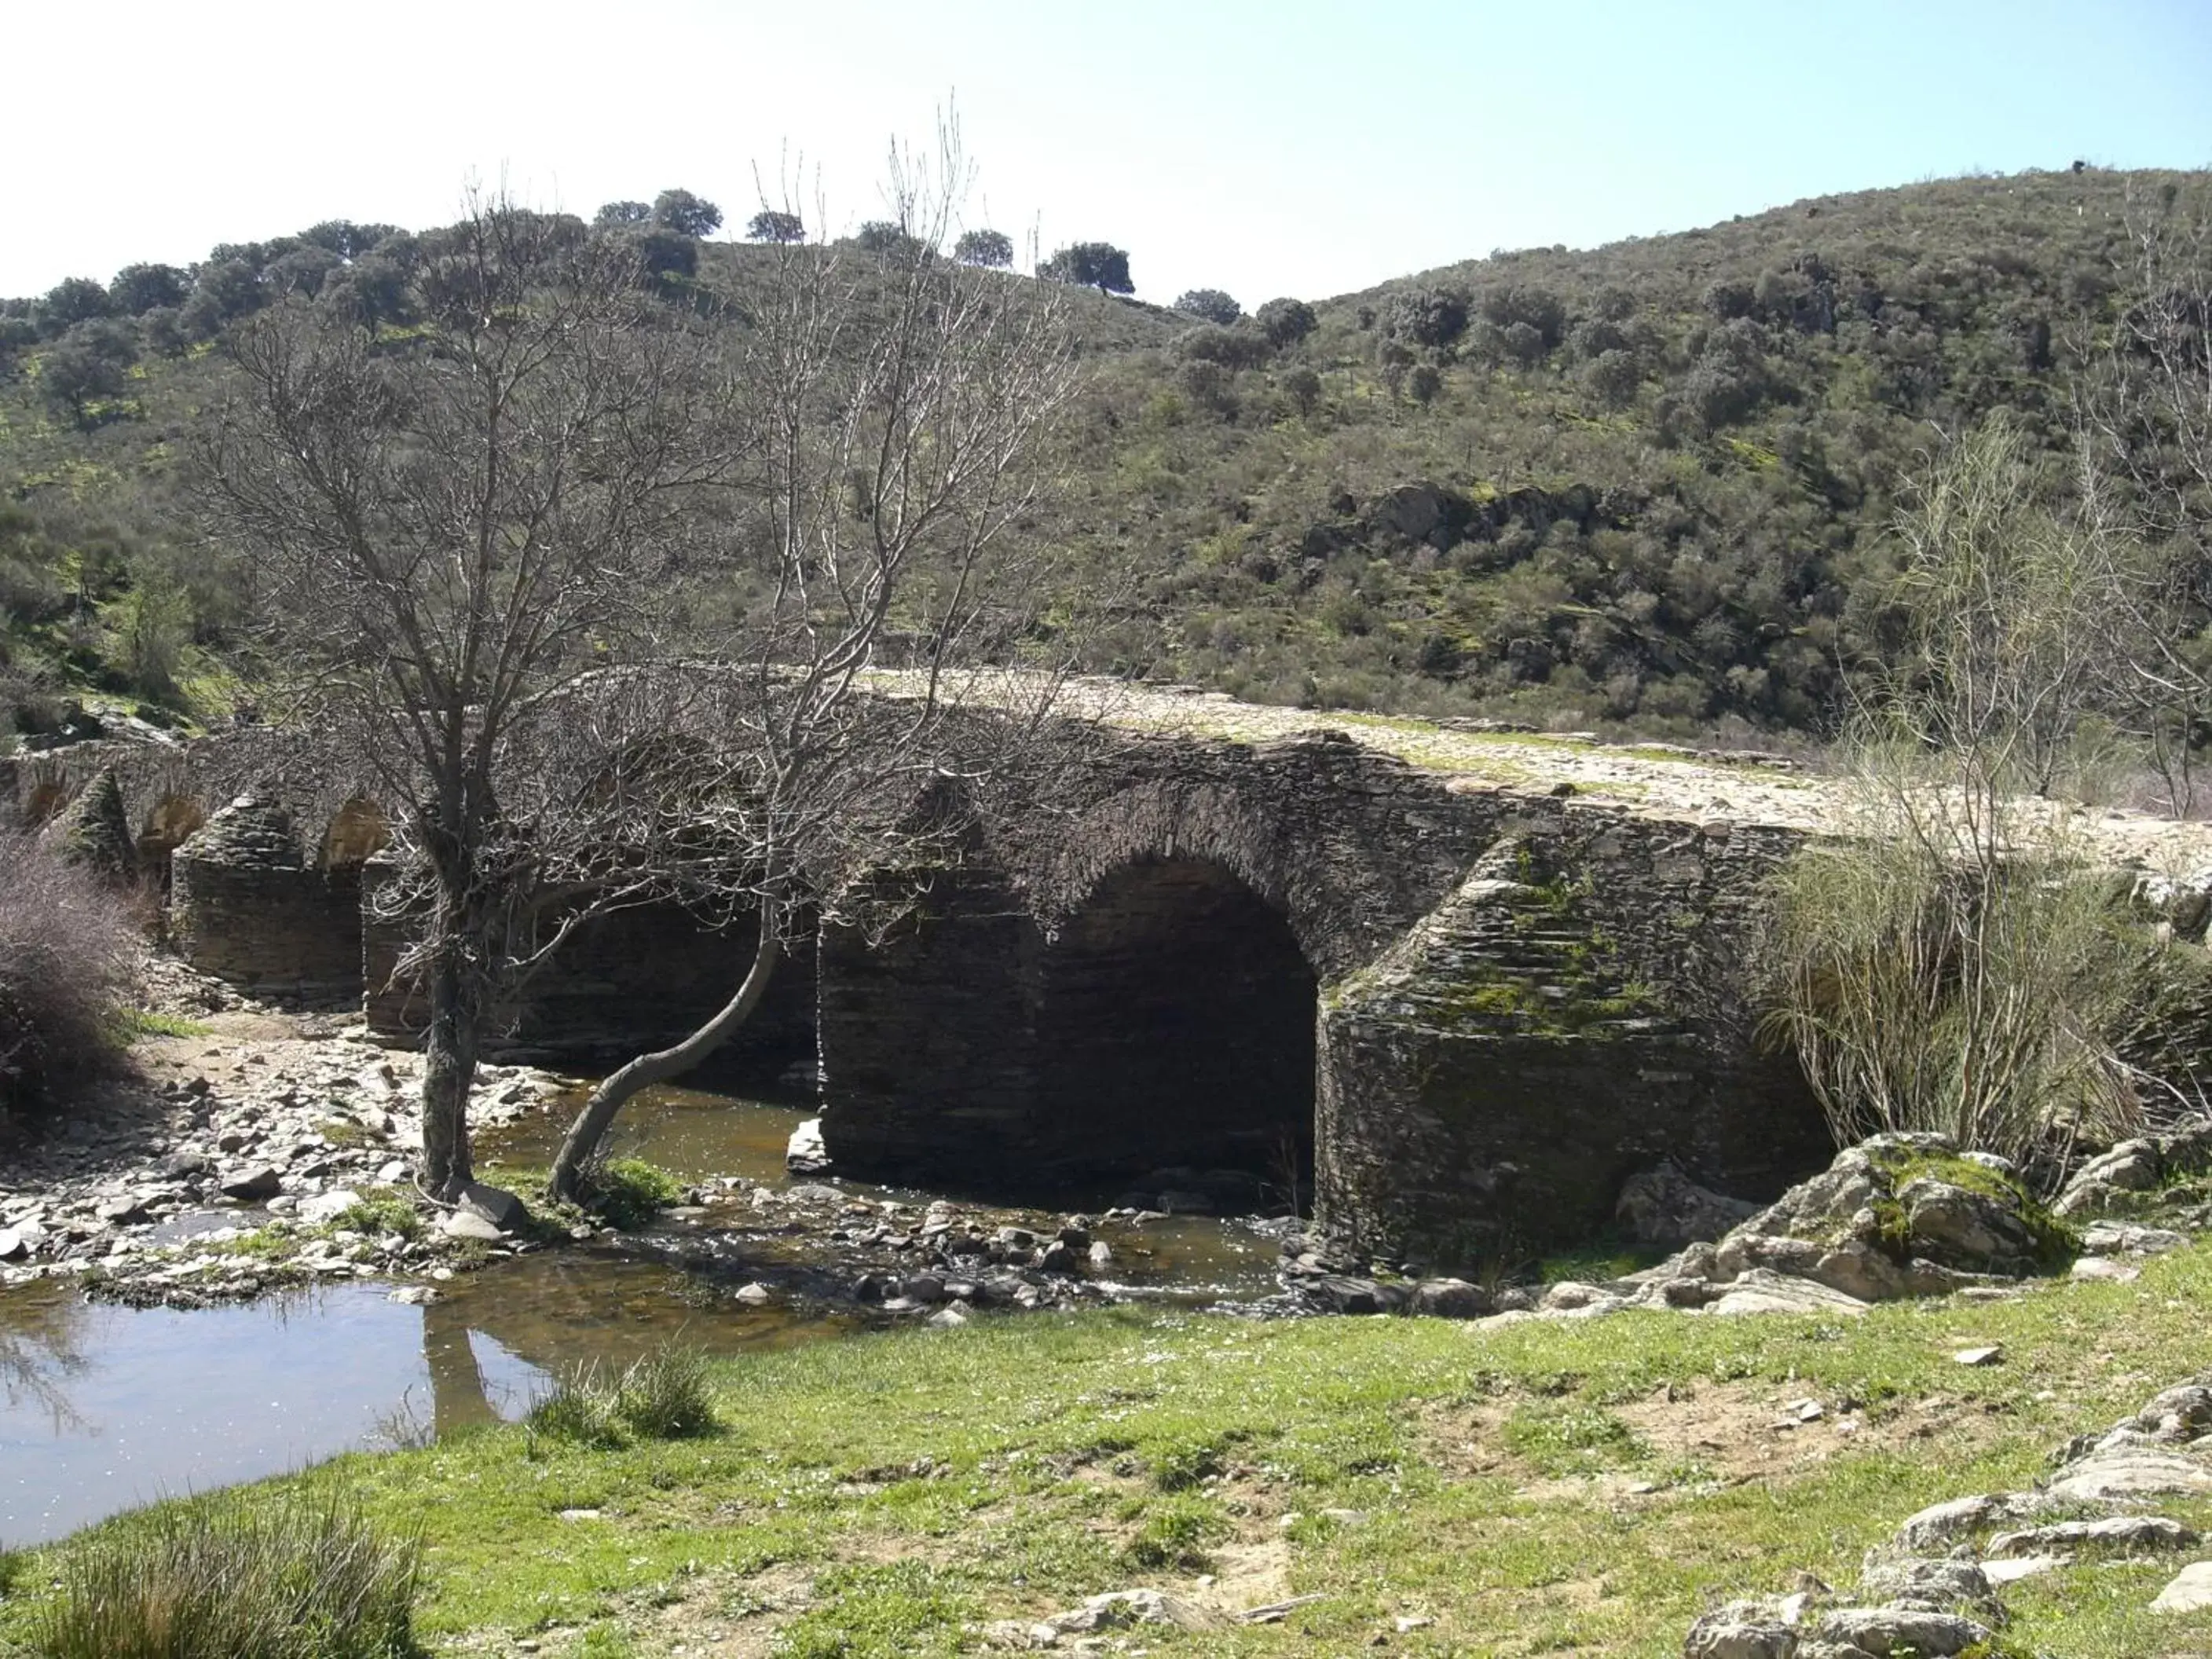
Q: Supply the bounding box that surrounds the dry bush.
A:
[0,826,137,1119]
[1763,745,2166,1168]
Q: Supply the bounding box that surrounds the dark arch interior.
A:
[1033,857,1317,1207]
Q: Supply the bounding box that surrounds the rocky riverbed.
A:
[12,953,2212,1335]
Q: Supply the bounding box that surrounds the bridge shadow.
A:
[1032,857,1316,1204]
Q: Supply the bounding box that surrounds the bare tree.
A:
[199,195,727,1201]
[544,122,1083,1200]
[2076,181,2212,812]
[1764,423,2181,1167]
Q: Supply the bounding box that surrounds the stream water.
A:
[0,1088,1285,1547]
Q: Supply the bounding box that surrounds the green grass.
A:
[24,1490,419,1659]
[526,1344,720,1450]
[582,1159,684,1231]
[14,1250,2212,1654]
[117,1009,214,1040]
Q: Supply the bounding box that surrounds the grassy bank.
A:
[11,1251,2212,1657]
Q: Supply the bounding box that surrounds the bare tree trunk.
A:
[420,932,478,1201]
[547,914,782,1202]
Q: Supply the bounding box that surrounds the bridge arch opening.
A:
[1035,856,1316,1207]
[320,798,390,870]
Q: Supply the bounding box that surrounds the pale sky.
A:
[5,0,2210,307]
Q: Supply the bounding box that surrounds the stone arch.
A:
[23,780,68,828]
[319,797,390,870]
[137,794,210,885]
[1031,854,1318,1197]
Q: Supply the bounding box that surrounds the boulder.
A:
[458,1181,528,1233]
[1707,1269,1870,1318]
[1988,1515,2199,1557]
[1853,1558,1999,1618]
[2047,1450,2212,1504]
[785,1117,831,1174]
[1038,1589,1222,1635]
[2080,1219,2188,1256]
[218,1165,284,1202]
[2054,1140,2163,1217]
[296,1188,364,1226]
[43,767,136,877]
[2134,1384,2212,1439]
[2152,1561,2212,1613]
[1408,1277,1492,1319]
[1897,1177,2038,1271]
[1615,1161,1760,1251]
[1892,1492,2045,1552]
[1811,1607,1987,1656]
[1682,1601,1798,1659]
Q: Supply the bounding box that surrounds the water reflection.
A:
[3,1085,1287,1547]
[1,1282,92,1434]
[0,1251,839,1548]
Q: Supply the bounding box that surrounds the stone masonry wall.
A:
[361,866,815,1078]
[1316,804,1829,1264]
[170,800,367,1002]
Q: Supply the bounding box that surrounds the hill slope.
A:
[1,167,2202,745]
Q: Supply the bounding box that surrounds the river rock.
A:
[297,1188,364,1226]
[1307,1275,1407,1315]
[786,1117,831,1174]
[458,1181,528,1233]
[218,1165,284,1202]
[440,1208,504,1243]
[1615,1160,1759,1250]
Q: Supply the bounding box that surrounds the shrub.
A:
[1255,295,1317,349]
[526,1343,719,1445]
[525,1364,625,1448]
[952,228,1013,268]
[0,827,136,1119]
[31,1489,423,1659]
[1123,1493,1229,1569]
[611,1342,718,1438]
[1172,287,1242,326]
[1174,323,1270,370]
[584,1157,683,1229]
[1386,284,1469,348]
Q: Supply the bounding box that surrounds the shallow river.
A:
[0,1089,1283,1546]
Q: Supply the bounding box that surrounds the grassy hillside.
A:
[1046,167,2206,734]
[2,167,2203,746]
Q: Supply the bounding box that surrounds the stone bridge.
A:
[5,705,1853,1263]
